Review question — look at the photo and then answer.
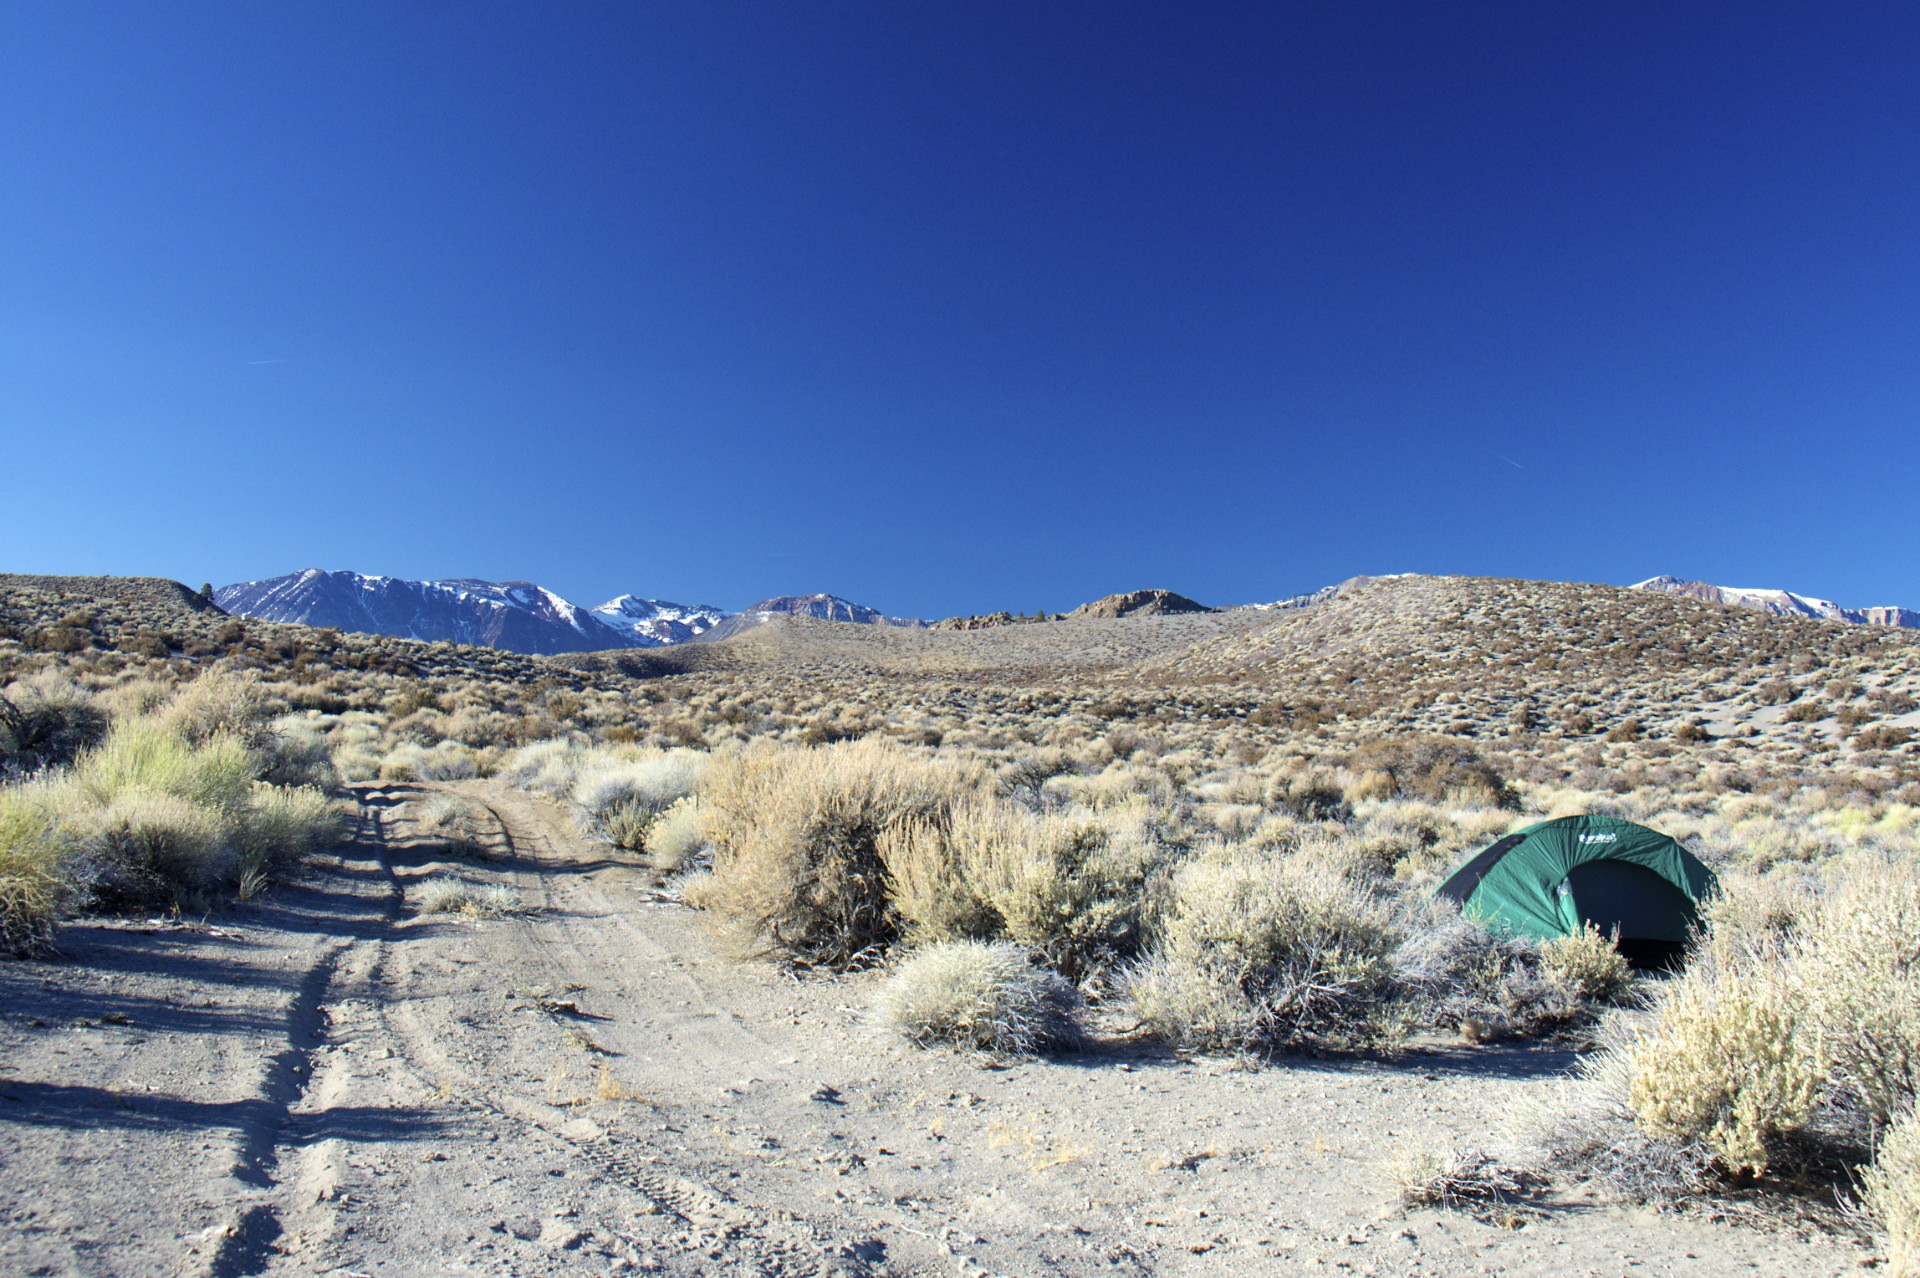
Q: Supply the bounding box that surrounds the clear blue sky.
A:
[5,3,1918,616]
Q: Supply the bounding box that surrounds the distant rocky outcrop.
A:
[931,611,1056,632]
[1067,589,1213,619]
[1632,576,1920,629]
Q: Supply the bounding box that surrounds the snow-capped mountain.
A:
[1632,576,1920,629]
[694,594,924,643]
[215,572,920,654]
[216,569,637,654]
[590,595,728,647]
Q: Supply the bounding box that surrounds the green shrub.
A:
[0,785,80,953]
[876,940,1081,1055]
[77,720,254,815]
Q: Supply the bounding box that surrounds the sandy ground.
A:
[0,782,1876,1277]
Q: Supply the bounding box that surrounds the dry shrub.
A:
[876,940,1081,1055]
[1862,1106,1920,1276]
[1386,1143,1543,1209]
[697,740,980,967]
[1346,735,1514,809]
[1390,899,1595,1039]
[0,673,109,775]
[643,797,709,872]
[161,674,267,746]
[93,789,232,895]
[1540,923,1631,1003]
[1127,845,1402,1054]
[946,800,1156,980]
[573,751,703,850]
[1625,952,1825,1179]
[1797,854,1920,1132]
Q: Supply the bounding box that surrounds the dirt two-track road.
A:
[0,783,1872,1277]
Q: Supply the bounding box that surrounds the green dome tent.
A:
[1435,815,1717,966]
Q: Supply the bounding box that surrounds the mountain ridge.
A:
[1632,575,1920,629]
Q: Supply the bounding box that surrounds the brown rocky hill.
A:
[1067,589,1213,618]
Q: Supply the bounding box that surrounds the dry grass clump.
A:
[697,739,980,967]
[416,875,526,918]
[1126,844,1403,1054]
[1386,1142,1543,1210]
[876,940,1081,1055]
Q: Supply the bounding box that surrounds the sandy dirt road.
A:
[0,782,1875,1277]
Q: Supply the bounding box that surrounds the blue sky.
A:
[4,3,1918,617]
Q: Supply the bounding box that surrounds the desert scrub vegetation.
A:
[876,939,1082,1055]
[1518,849,1920,1259]
[0,674,345,949]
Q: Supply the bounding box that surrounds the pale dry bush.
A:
[159,674,267,747]
[500,738,591,796]
[92,789,232,894]
[876,940,1081,1055]
[1540,923,1631,1003]
[572,750,704,850]
[1385,1142,1542,1209]
[1389,898,1591,1039]
[1862,1106,1920,1277]
[379,740,483,782]
[1127,844,1402,1054]
[0,672,110,775]
[1625,947,1825,1178]
[1796,853,1920,1133]
[696,740,982,967]
[643,797,709,872]
[416,876,524,919]
[945,798,1157,981]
